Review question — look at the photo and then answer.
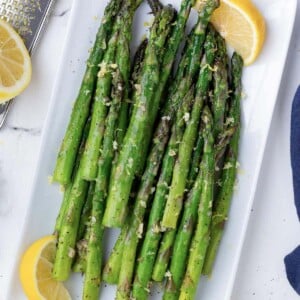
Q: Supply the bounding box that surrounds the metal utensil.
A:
[0,0,56,129]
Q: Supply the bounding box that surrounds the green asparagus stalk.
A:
[131,18,213,289]
[105,16,201,289]
[116,82,183,300]
[153,32,217,286]
[101,41,148,285]
[179,106,215,300]
[72,182,95,273]
[103,6,175,228]
[77,182,95,240]
[156,0,194,93]
[82,68,124,299]
[147,0,163,14]
[103,0,196,228]
[202,53,243,276]
[187,128,204,188]
[54,184,72,235]
[152,229,176,282]
[115,0,143,146]
[132,87,194,300]
[146,6,216,181]
[162,50,216,229]
[53,121,91,281]
[131,39,149,90]
[53,0,122,184]
[54,120,94,235]
[184,1,219,78]
[212,32,229,140]
[102,222,129,284]
[136,6,177,178]
[79,2,139,181]
[115,116,171,299]
[80,29,118,181]
[215,125,237,163]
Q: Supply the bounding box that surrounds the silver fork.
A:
[0,0,56,129]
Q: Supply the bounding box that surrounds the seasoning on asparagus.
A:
[52,0,122,184]
[179,106,215,300]
[102,4,177,228]
[72,182,95,273]
[82,67,124,299]
[152,229,176,282]
[102,222,129,284]
[102,40,148,285]
[212,31,229,140]
[202,52,243,276]
[132,87,194,300]
[147,0,163,14]
[154,30,217,286]
[162,8,219,230]
[79,27,119,181]
[103,0,195,228]
[114,7,178,299]
[115,1,143,147]
[52,121,91,281]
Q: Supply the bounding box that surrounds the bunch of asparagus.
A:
[51,0,244,299]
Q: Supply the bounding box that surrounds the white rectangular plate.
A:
[6,0,297,299]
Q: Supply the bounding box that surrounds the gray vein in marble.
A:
[8,126,41,136]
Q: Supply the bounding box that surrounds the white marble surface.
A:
[0,0,299,299]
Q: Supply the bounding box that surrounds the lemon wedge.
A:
[211,0,266,65]
[0,19,32,103]
[19,235,71,300]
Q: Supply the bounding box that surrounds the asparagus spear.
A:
[147,0,163,14]
[187,127,204,189]
[77,182,95,240]
[132,87,194,300]
[54,184,72,235]
[115,0,144,146]
[131,11,216,291]
[54,116,94,235]
[82,68,124,299]
[212,31,229,140]
[154,129,235,286]
[112,8,177,299]
[102,222,129,284]
[53,0,122,184]
[103,6,175,228]
[136,5,177,178]
[72,182,95,273]
[152,229,176,282]
[202,52,243,276]
[53,121,91,281]
[162,37,217,229]
[179,106,215,300]
[103,0,196,228]
[115,109,171,299]
[80,0,140,181]
[146,5,217,181]
[116,85,190,300]
[102,41,148,285]
[103,17,199,289]
[131,39,149,90]
[153,32,217,286]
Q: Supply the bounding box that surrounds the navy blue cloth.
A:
[284,86,300,295]
[290,86,300,220]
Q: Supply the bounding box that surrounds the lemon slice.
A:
[19,235,71,300]
[0,19,32,103]
[211,0,266,65]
